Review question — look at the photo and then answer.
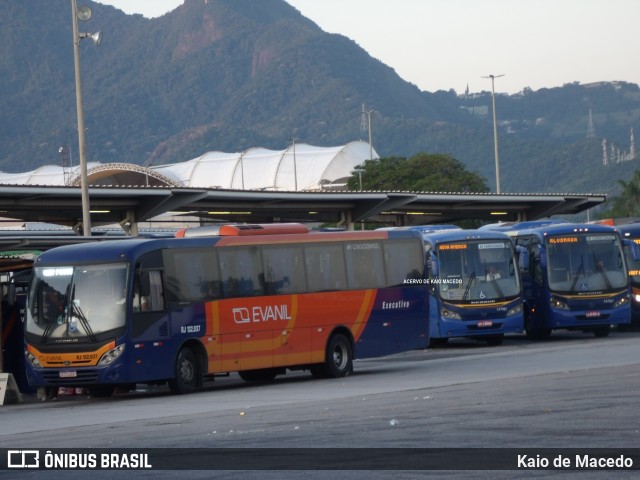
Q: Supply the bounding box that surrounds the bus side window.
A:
[218,247,263,298]
[383,239,424,286]
[262,245,306,294]
[134,270,164,312]
[304,243,347,292]
[345,241,385,289]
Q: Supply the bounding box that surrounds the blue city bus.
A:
[23,224,430,396]
[422,229,524,346]
[613,223,640,324]
[507,222,631,337]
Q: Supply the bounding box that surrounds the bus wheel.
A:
[485,334,504,346]
[169,348,198,394]
[239,368,278,382]
[592,325,610,338]
[312,333,353,379]
[88,385,115,398]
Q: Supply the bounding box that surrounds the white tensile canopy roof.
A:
[152,141,378,191]
[0,141,377,191]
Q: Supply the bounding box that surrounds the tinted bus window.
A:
[218,246,263,297]
[345,241,385,289]
[261,245,307,294]
[384,239,424,286]
[164,248,221,303]
[304,243,347,292]
[146,271,165,311]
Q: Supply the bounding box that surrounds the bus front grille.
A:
[41,370,101,384]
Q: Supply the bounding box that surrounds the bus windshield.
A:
[545,233,627,293]
[435,240,520,302]
[26,263,128,342]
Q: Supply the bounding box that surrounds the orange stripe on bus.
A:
[28,341,116,368]
[202,290,375,369]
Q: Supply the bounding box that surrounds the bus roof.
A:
[496,222,619,238]
[614,223,640,237]
[421,228,513,245]
[479,219,567,232]
[33,228,424,266]
[377,225,461,234]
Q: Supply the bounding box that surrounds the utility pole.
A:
[71,0,102,235]
[290,137,298,191]
[482,74,504,193]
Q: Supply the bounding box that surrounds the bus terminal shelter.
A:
[0,184,606,236]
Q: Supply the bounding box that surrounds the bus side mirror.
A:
[539,252,547,269]
[516,246,529,271]
[430,254,439,276]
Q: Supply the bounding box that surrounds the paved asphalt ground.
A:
[1,329,639,479]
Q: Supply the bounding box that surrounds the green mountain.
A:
[2,0,640,201]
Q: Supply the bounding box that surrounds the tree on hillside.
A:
[603,170,640,218]
[348,153,489,192]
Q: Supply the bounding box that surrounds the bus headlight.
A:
[98,344,125,366]
[614,295,630,308]
[441,307,461,320]
[634,294,640,303]
[25,351,42,368]
[550,297,569,311]
[507,303,523,316]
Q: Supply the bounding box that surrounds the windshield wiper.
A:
[40,315,56,345]
[72,302,97,343]
[570,257,585,291]
[68,284,97,343]
[593,253,612,290]
[40,284,71,345]
[463,271,475,300]
[488,274,504,298]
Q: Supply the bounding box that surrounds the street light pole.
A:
[290,137,298,191]
[362,108,375,230]
[71,0,99,236]
[366,109,374,163]
[482,74,504,193]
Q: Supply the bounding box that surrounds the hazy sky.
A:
[94,0,639,94]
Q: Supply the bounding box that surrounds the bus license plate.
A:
[478,320,493,328]
[59,371,77,378]
[585,311,601,318]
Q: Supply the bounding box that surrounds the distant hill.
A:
[2,0,640,202]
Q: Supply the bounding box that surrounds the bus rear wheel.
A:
[169,347,199,394]
[311,333,353,379]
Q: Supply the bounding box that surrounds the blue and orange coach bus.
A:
[24,224,429,396]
